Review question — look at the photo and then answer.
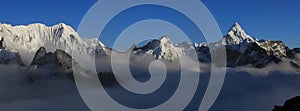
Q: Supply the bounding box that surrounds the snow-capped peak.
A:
[0,23,107,64]
[159,36,172,43]
[222,22,256,45]
[132,36,183,61]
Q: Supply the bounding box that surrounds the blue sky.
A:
[0,0,299,47]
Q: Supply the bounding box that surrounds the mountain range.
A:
[0,22,300,79]
[0,23,108,64]
[131,22,300,68]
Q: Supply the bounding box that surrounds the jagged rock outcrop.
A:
[195,45,211,63]
[287,48,300,59]
[0,37,4,49]
[31,47,47,65]
[235,42,282,68]
[260,40,289,57]
[273,96,300,111]
[28,47,74,82]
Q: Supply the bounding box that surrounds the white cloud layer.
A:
[0,56,300,111]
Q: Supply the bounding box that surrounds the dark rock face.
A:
[290,61,300,69]
[294,48,300,53]
[237,42,282,68]
[54,49,73,75]
[224,45,242,67]
[287,48,300,59]
[98,72,117,87]
[29,47,74,82]
[0,37,4,49]
[273,96,300,111]
[0,37,24,65]
[197,41,285,68]
[196,46,211,63]
[0,50,24,65]
[31,47,47,65]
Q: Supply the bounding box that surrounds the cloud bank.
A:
[0,55,300,111]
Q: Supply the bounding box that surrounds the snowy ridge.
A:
[0,23,106,64]
[130,22,299,68]
[132,36,184,61]
[214,22,295,68]
[259,40,288,58]
[0,22,299,69]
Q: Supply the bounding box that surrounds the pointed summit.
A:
[159,36,170,40]
[229,22,246,35]
[159,36,173,44]
[221,22,256,45]
[233,22,242,28]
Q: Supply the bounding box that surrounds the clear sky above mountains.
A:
[0,0,299,47]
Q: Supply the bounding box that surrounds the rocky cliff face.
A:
[28,47,74,82]
[223,41,284,68]
[273,96,300,111]
[0,49,23,65]
[288,48,300,59]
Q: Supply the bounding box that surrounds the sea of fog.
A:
[0,63,300,111]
